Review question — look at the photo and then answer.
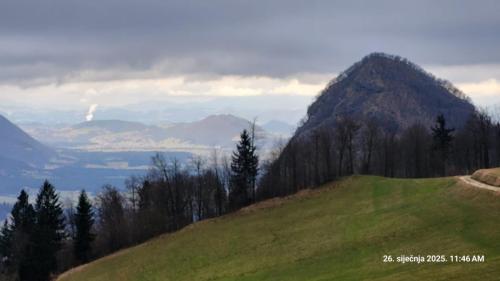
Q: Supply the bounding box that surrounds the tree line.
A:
[0,129,258,281]
[258,110,500,199]
[0,182,66,281]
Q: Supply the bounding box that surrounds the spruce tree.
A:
[229,129,258,209]
[74,190,94,263]
[431,114,455,176]
[0,220,12,266]
[24,180,65,281]
[11,190,35,232]
[8,190,35,276]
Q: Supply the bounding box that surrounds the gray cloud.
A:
[1,0,500,85]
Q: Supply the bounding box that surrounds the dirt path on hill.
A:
[459,176,500,193]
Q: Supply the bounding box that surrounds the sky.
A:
[1,0,500,123]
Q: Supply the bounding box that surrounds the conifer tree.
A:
[11,190,35,232]
[23,180,65,281]
[229,129,258,209]
[74,190,94,263]
[0,220,12,265]
[431,114,455,176]
[8,190,35,276]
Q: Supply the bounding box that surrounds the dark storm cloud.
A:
[1,0,499,84]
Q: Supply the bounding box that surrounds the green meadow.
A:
[59,176,500,281]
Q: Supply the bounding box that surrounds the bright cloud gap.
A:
[0,74,330,109]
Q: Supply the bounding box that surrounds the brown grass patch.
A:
[471,168,500,187]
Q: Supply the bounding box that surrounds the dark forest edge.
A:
[259,110,500,198]
[0,110,499,281]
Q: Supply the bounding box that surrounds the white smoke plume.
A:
[85,104,98,121]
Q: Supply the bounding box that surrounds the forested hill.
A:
[296,53,475,137]
[258,53,497,198]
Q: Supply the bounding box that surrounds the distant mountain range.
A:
[296,53,476,138]
[22,114,281,152]
[0,114,193,195]
[160,115,267,147]
[0,112,293,196]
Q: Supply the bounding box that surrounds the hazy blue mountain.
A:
[163,114,266,147]
[0,114,55,167]
[262,120,295,136]
[0,114,57,194]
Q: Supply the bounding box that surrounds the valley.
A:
[0,113,289,201]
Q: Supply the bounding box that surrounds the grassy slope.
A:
[59,176,500,281]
